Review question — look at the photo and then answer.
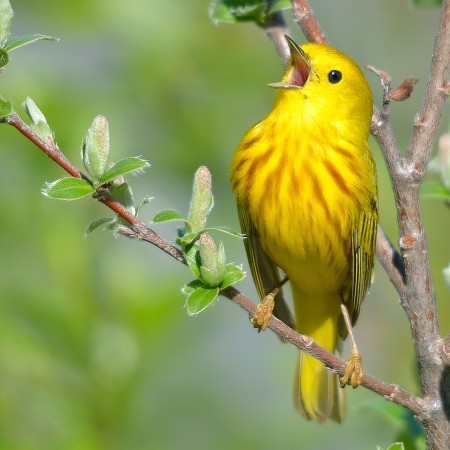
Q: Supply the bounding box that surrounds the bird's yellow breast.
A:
[231,99,374,293]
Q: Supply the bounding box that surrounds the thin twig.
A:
[222,284,426,418]
[290,0,328,44]
[260,3,291,66]
[406,0,450,172]
[376,225,405,290]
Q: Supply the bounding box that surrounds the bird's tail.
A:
[292,288,346,423]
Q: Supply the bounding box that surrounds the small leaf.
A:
[210,0,267,24]
[82,115,110,182]
[0,0,13,47]
[220,264,245,289]
[186,285,219,315]
[268,0,291,14]
[109,181,135,215]
[182,279,204,296]
[421,183,450,199]
[136,195,154,217]
[202,225,244,239]
[43,178,94,200]
[0,47,8,67]
[153,209,189,224]
[386,443,405,450]
[85,217,117,237]
[184,243,201,278]
[177,231,200,246]
[3,34,59,52]
[23,97,54,143]
[99,157,150,185]
[0,97,12,117]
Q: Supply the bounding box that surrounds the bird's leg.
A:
[339,303,363,388]
[251,276,288,331]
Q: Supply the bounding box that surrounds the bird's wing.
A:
[237,201,295,329]
[346,197,378,326]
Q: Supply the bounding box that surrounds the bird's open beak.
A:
[268,36,312,90]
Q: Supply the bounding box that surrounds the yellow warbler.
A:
[230,37,377,423]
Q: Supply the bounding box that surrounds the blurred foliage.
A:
[0,0,448,449]
[210,0,290,24]
[412,0,442,6]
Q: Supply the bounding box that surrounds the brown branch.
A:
[260,4,291,66]
[6,112,85,180]
[222,285,426,418]
[376,224,405,291]
[406,0,450,171]
[290,0,328,44]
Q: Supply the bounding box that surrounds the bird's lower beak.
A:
[268,36,312,90]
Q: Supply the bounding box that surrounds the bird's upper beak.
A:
[268,36,312,90]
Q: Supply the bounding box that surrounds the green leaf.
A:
[153,209,189,224]
[136,195,154,217]
[3,34,59,52]
[0,47,8,67]
[109,181,135,215]
[85,217,117,237]
[99,157,150,185]
[0,97,12,117]
[420,182,450,199]
[186,285,219,315]
[386,444,405,450]
[210,0,267,24]
[184,243,201,278]
[43,178,94,200]
[268,0,291,14]
[412,0,442,6]
[82,115,110,182]
[182,279,204,296]
[202,225,244,239]
[220,264,245,289]
[0,0,13,47]
[177,231,200,246]
[22,97,54,143]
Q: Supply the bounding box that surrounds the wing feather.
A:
[346,197,378,325]
[237,201,295,329]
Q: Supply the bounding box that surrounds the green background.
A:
[0,0,448,448]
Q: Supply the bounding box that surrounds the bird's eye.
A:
[328,70,342,84]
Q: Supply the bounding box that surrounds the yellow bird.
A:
[230,37,377,423]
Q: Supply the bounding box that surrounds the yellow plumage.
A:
[230,38,377,423]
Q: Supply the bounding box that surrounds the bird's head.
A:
[269,36,373,134]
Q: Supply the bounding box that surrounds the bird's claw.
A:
[251,293,275,331]
[340,349,363,388]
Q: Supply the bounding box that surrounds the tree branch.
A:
[260,3,291,66]
[376,224,405,291]
[290,0,328,44]
[406,0,450,171]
